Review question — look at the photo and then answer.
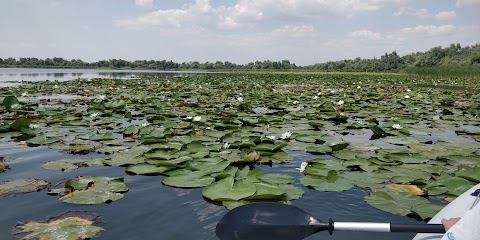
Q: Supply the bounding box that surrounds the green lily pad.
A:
[10,118,31,132]
[300,171,353,192]
[2,96,21,111]
[202,177,256,201]
[253,143,287,152]
[162,170,215,188]
[13,212,104,240]
[0,179,49,198]
[382,136,420,145]
[364,189,430,216]
[258,173,294,184]
[306,145,333,154]
[49,176,128,204]
[125,163,174,175]
[455,166,480,182]
[425,177,475,196]
[245,182,287,200]
[42,158,105,171]
[411,203,445,220]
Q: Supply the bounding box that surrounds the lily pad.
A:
[300,170,353,192]
[48,176,128,204]
[125,163,174,175]
[0,179,49,197]
[411,203,445,220]
[202,177,256,201]
[42,158,105,171]
[162,170,215,188]
[364,188,430,216]
[13,212,104,240]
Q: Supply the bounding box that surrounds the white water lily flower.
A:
[90,112,100,118]
[54,85,58,89]
[223,142,230,149]
[337,100,345,105]
[312,96,319,100]
[292,101,299,104]
[357,86,361,89]
[98,95,106,100]
[266,135,276,140]
[193,116,202,122]
[392,124,403,130]
[122,86,126,89]
[237,97,244,102]
[141,122,150,127]
[29,124,39,129]
[280,131,292,140]
[296,162,308,173]
[405,95,410,99]
[330,90,336,94]
[21,92,28,97]
[185,116,193,120]
[339,112,345,116]
[406,89,411,92]
[432,115,440,121]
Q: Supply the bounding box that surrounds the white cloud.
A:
[271,25,315,38]
[118,0,410,31]
[135,0,154,8]
[456,0,480,8]
[393,7,429,17]
[399,25,456,35]
[433,11,456,20]
[117,0,211,29]
[349,30,382,40]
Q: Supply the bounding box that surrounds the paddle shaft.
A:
[334,221,445,233]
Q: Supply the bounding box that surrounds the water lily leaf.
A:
[281,184,304,200]
[147,156,192,167]
[411,203,445,220]
[13,212,104,240]
[382,136,420,145]
[258,173,294,184]
[0,179,49,198]
[308,158,347,171]
[183,141,208,153]
[10,118,31,131]
[89,132,116,141]
[125,163,174,175]
[212,167,238,179]
[245,182,286,200]
[240,150,260,162]
[300,171,353,192]
[202,177,256,201]
[306,145,333,154]
[455,166,480,182]
[258,151,293,163]
[104,150,146,166]
[425,177,475,196]
[342,171,390,189]
[328,142,349,151]
[253,143,287,152]
[49,176,128,204]
[332,150,358,160]
[2,96,20,111]
[387,184,425,196]
[364,189,430,216]
[386,153,430,164]
[162,170,215,188]
[42,158,105,171]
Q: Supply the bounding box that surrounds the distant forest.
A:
[1,43,479,73]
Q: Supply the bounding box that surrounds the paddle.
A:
[216,203,445,240]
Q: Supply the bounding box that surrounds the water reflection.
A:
[0,68,220,87]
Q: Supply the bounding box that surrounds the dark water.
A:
[0,68,218,87]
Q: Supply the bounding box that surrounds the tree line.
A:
[1,43,479,72]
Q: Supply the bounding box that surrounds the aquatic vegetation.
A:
[0,71,479,237]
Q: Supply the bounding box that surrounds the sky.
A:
[0,0,479,66]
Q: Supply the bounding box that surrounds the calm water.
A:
[0,68,444,240]
[0,68,218,87]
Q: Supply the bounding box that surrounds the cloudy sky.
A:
[0,0,479,65]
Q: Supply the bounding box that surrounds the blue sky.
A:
[0,0,479,65]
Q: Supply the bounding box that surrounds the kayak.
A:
[412,183,480,240]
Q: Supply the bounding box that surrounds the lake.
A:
[2,69,476,240]
[0,68,217,87]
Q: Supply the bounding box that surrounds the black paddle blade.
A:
[216,203,330,240]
